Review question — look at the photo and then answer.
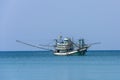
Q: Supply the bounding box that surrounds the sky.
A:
[0,0,120,51]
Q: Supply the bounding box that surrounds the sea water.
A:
[0,50,120,80]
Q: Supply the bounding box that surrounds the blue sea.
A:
[0,50,120,80]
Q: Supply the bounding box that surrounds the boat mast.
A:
[79,39,85,49]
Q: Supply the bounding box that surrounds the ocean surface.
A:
[0,50,120,80]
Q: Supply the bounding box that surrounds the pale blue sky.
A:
[0,0,120,51]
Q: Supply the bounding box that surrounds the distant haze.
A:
[0,0,120,51]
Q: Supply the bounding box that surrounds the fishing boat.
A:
[16,36,99,56]
[53,36,89,56]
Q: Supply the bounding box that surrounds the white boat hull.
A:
[54,47,88,56]
[54,51,78,56]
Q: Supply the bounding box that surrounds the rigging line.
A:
[89,42,101,46]
[16,40,53,51]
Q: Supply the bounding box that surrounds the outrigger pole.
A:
[16,40,53,51]
[88,42,101,47]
